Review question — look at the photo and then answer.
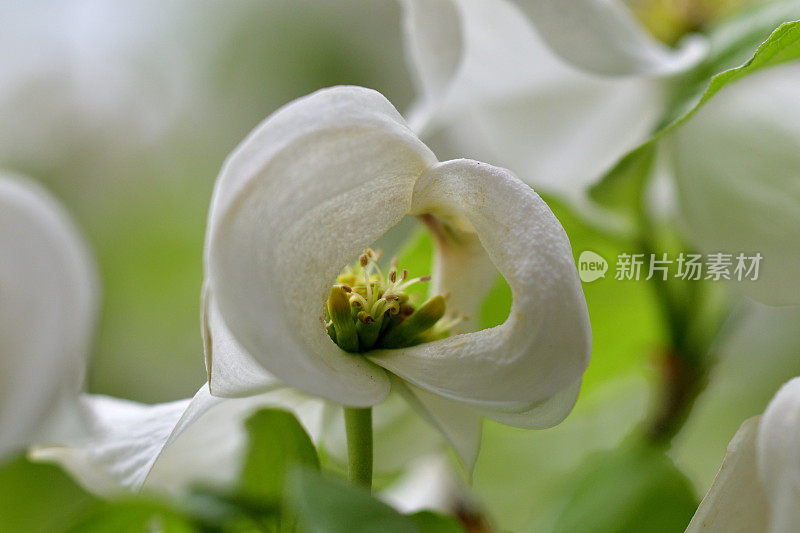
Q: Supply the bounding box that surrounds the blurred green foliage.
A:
[285,467,466,532]
[0,456,97,532]
[240,410,320,502]
[548,440,697,533]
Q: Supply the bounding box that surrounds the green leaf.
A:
[65,500,196,533]
[591,18,800,216]
[479,273,512,330]
[544,195,666,391]
[284,467,418,533]
[396,227,434,301]
[182,486,282,527]
[548,439,698,533]
[409,511,466,533]
[0,456,98,533]
[667,0,800,121]
[240,409,320,501]
[585,145,656,224]
[679,20,800,113]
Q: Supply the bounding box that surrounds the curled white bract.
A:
[203,85,591,460]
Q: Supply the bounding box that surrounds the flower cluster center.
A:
[325,248,464,353]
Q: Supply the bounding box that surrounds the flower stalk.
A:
[343,406,373,489]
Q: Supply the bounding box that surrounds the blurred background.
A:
[2,1,799,532]
[1,0,413,402]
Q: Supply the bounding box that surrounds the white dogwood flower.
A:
[203,85,592,467]
[687,376,800,532]
[400,0,706,205]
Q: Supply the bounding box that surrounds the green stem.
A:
[344,407,373,489]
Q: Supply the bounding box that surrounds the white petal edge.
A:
[145,388,326,496]
[30,385,327,497]
[202,285,278,398]
[757,377,800,533]
[511,0,707,76]
[205,86,438,406]
[686,417,770,532]
[0,174,98,461]
[394,379,482,471]
[30,392,197,495]
[368,159,591,412]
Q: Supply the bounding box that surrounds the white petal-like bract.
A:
[669,63,800,305]
[0,175,97,460]
[401,0,669,203]
[206,86,437,407]
[757,377,800,531]
[689,377,800,532]
[31,386,327,496]
[686,417,770,532]
[368,159,590,424]
[509,0,706,76]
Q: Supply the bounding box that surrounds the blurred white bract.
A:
[0,174,97,460]
[688,376,800,532]
[400,0,706,206]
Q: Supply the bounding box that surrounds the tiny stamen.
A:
[328,248,463,352]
